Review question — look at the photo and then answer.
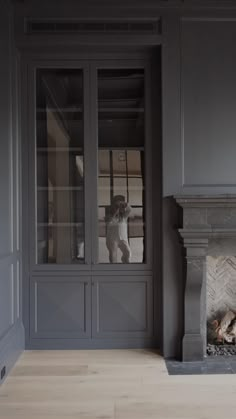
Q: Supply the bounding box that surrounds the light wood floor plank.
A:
[1,350,236,419]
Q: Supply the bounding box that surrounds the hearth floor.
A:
[166,356,236,375]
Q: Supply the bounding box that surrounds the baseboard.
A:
[0,321,25,384]
[26,337,158,350]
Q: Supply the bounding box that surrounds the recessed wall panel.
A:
[0,45,12,254]
[182,20,236,187]
[0,263,14,339]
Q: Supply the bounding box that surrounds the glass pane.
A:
[36,69,85,264]
[97,68,145,264]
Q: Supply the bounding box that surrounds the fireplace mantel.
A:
[175,195,236,361]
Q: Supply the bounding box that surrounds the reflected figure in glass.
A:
[106,195,132,263]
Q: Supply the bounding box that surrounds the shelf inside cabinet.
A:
[37,222,84,227]
[37,186,84,191]
[37,147,83,152]
[98,107,144,113]
[37,107,83,113]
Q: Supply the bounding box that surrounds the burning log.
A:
[212,310,236,344]
[229,320,236,337]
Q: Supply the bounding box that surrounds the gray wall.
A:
[0,0,24,383]
[8,0,236,361]
[162,14,236,358]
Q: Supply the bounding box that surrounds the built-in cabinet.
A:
[23,56,159,348]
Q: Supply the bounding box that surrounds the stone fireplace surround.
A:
[175,195,236,362]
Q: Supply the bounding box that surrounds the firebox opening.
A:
[207,255,236,356]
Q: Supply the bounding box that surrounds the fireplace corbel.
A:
[180,232,208,361]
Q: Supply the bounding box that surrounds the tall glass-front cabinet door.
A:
[36,69,86,265]
[97,69,147,265]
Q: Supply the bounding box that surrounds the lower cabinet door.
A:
[92,275,153,339]
[30,276,91,339]
[29,274,153,343]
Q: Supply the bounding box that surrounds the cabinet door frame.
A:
[90,59,153,271]
[27,60,92,272]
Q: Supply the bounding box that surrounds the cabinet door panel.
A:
[92,275,153,338]
[30,276,91,338]
[97,69,147,265]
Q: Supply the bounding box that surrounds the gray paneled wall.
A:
[163,17,236,196]
[162,16,236,357]
[8,0,236,362]
[0,0,24,384]
[181,19,236,193]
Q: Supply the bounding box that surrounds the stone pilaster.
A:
[180,235,209,361]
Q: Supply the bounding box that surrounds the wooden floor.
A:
[1,350,236,419]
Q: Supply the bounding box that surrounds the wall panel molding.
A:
[0,261,14,340]
[180,17,236,194]
[0,0,24,383]
[0,320,24,384]
[162,16,182,196]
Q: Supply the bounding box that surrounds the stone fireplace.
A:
[175,195,236,361]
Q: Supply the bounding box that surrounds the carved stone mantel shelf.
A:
[180,229,236,238]
[175,195,236,362]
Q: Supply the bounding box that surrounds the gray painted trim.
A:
[182,17,236,21]
[90,63,99,265]
[12,0,236,12]
[0,253,20,262]
[29,270,153,277]
[83,63,92,266]
[20,50,153,61]
[151,47,162,350]
[26,337,156,350]
[0,0,24,384]
[21,58,30,347]
[162,16,182,196]
[15,35,162,50]
[183,0,236,10]
[0,321,24,385]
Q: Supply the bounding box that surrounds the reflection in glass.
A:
[36,69,84,264]
[98,150,145,263]
[98,69,145,264]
